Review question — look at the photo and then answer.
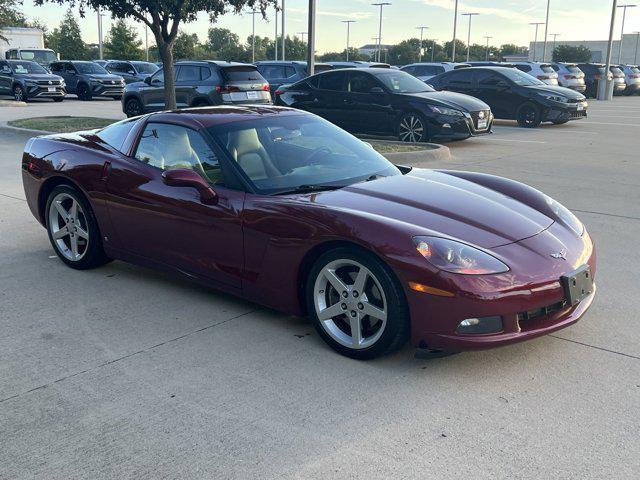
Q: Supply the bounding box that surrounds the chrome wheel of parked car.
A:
[48,192,90,262]
[13,85,25,102]
[398,113,427,142]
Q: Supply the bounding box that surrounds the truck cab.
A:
[5,48,58,70]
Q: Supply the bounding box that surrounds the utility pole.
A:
[275,2,278,60]
[298,32,307,43]
[342,20,356,61]
[634,31,640,64]
[542,0,551,61]
[601,0,618,100]
[452,0,459,61]
[307,0,316,75]
[530,22,545,61]
[431,39,436,61]
[282,0,286,60]
[483,35,493,61]
[97,8,104,60]
[461,13,479,62]
[246,10,260,63]
[372,3,391,63]
[617,4,637,64]
[416,26,429,62]
[549,33,560,58]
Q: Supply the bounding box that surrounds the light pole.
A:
[97,8,105,60]
[530,22,545,61]
[372,2,391,63]
[246,10,260,63]
[452,0,459,61]
[542,0,551,61]
[634,31,640,64]
[431,39,436,61]
[483,35,493,61]
[416,26,429,62]
[342,20,356,61]
[307,0,316,75]
[617,4,637,64]
[298,32,307,43]
[461,13,479,62]
[282,0,286,61]
[601,0,619,100]
[275,2,278,60]
[549,33,560,58]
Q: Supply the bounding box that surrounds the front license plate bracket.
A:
[561,265,593,306]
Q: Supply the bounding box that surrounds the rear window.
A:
[222,66,263,82]
[631,67,640,74]
[96,118,138,152]
[541,65,555,73]
[566,65,582,73]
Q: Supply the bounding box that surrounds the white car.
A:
[512,62,559,86]
[401,62,470,82]
[616,65,640,96]
[550,63,586,93]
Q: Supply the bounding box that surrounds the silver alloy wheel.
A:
[313,259,388,350]
[399,114,425,142]
[48,192,90,261]
[14,86,23,102]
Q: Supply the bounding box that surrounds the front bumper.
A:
[543,100,588,122]
[88,82,125,97]
[430,110,493,141]
[25,84,66,98]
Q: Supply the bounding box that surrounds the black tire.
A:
[45,185,111,270]
[13,85,27,102]
[306,247,410,360]
[111,96,121,101]
[77,83,92,101]
[53,97,64,102]
[397,112,429,143]
[516,102,542,128]
[124,97,143,117]
[191,99,210,108]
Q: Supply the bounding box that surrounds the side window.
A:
[318,71,347,91]
[402,66,415,75]
[200,67,212,81]
[176,65,200,82]
[134,123,223,184]
[284,66,296,78]
[50,63,63,73]
[96,118,138,152]
[124,63,135,74]
[516,65,531,73]
[447,70,473,86]
[0,62,11,74]
[150,68,165,84]
[349,72,379,93]
[475,71,502,86]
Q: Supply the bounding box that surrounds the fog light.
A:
[456,316,502,334]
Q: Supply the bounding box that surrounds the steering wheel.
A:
[305,146,332,165]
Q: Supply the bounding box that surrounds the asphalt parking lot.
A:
[1,98,639,479]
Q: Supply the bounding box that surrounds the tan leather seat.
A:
[226,128,280,180]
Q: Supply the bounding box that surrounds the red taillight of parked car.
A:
[564,74,577,80]
[537,75,550,80]
[274,90,284,96]
[216,85,241,94]
[262,84,270,91]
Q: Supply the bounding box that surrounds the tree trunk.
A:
[158,41,176,110]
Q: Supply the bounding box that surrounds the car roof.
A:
[145,105,303,129]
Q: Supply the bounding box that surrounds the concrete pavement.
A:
[0,98,639,479]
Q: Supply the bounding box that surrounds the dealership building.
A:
[529,33,640,64]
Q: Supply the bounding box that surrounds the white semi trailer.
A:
[0,27,58,68]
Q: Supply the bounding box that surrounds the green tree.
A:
[206,27,239,53]
[34,0,276,110]
[318,48,369,62]
[104,19,143,60]
[386,38,421,65]
[173,30,200,60]
[553,45,592,63]
[499,43,528,59]
[52,9,88,59]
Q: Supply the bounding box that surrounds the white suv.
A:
[550,63,586,92]
[401,62,470,82]
[512,62,559,86]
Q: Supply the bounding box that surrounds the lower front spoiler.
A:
[416,285,596,353]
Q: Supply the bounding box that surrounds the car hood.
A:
[305,169,553,249]
[524,84,585,99]
[87,74,123,82]
[401,90,490,112]
[15,73,62,81]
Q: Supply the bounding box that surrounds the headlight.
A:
[24,80,37,86]
[541,93,568,103]
[413,236,509,275]
[544,196,584,236]
[429,105,465,116]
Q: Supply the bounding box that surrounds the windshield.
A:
[375,71,434,93]
[10,61,47,74]
[75,62,108,74]
[499,68,545,86]
[131,62,158,74]
[207,115,400,194]
[17,50,57,64]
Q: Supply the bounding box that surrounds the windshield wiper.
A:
[273,184,345,195]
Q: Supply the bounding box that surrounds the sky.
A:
[17,0,640,54]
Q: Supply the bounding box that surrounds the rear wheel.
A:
[124,97,143,117]
[306,248,410,359]
[45,185,111,270]
[398,112,429,142]
[516,102,541,128]
[13,85,26,102]
[77,83,92,101]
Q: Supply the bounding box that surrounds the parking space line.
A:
[581,121,640,126]
[481,138,547,144]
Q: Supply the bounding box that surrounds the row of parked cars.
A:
[1,56,635,142]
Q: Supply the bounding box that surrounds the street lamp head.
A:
[617,4,638,7]
[342,20,356,23]
[371,2,392,5]
[461,12,480,16]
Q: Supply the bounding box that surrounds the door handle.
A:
[101,161,112,180]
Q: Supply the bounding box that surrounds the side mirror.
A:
[144,76,152,85]
[370,86,385,94]
[162,169,218,205]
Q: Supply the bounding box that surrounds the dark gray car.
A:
[104,60,159,84]
[255,60,332,95]
[50,61,125,100]
[0,60,65,102]
[121,60,271,117]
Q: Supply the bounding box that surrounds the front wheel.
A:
[124,97,143,117]
[45,185,111,270]
[13,85,27,102]
[516,102,541,128]
[398,112,429,143]
[306,248,410,359]
[77,84,92,101]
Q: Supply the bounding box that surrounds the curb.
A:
[1,121,53,136]
[372,141,451,164]
[0,100,27,108]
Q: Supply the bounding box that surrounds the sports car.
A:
[21,106,596,359]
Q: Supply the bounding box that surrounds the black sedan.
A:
[274,68,493,142]
[427,66,587,128]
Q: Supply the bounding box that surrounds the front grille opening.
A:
[517,300,567,323]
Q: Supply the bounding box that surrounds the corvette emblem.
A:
[550,249,567,260]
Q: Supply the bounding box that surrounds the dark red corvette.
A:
[21,106,596,359]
